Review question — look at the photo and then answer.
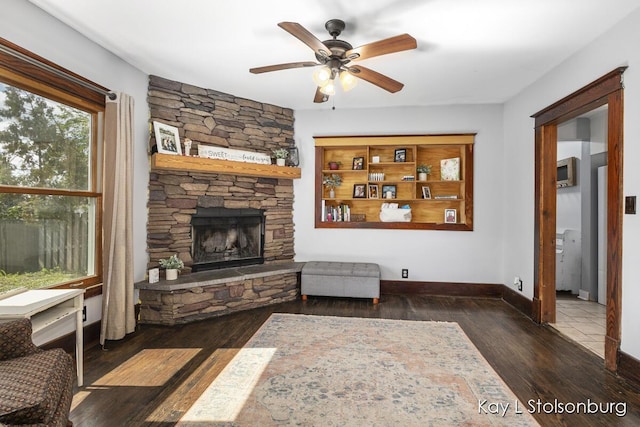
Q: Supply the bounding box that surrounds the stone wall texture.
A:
[139,272,299,325]
[147,75,296,274]
[148,75,294,155]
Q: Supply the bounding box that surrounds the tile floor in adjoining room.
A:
[551,297,606,358]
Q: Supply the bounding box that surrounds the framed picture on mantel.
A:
[154,121,182,155]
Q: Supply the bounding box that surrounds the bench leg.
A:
[373,298,379,304]
[302,294,308,301]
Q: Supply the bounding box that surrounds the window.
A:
[0,40,104,294]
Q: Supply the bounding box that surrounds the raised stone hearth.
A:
[136,263,303,325]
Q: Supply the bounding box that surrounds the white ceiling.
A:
[28,0,640,111]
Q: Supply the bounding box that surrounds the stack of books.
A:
[321,201,351,222]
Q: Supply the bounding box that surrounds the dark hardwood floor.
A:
[70,295,640,426]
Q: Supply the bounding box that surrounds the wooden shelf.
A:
[151,153,301,179]
[315,134,475,230]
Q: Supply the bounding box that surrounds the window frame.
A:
[0,37,105,291]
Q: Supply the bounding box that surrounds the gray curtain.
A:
[101,92,135,345]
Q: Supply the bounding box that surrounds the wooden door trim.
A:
[531,67,626,371]
[604,88,624,370]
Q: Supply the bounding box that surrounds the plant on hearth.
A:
[158,254,184,270]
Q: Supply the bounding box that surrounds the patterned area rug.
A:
[179,314,539,426]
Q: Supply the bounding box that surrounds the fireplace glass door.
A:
[191,208,265,271]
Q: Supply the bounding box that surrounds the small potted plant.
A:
[417,164,432,181]
[322,173,342,198]
[272,148,289,166]
[159,254,184,280]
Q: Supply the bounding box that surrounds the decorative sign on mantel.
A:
[198,145,271,165]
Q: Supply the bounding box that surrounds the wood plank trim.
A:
[151,153,301,179]
[381,280,503,298]
[0,36,108,106]
[502,285,535,317]
[314,134,475,147]
[617,350,640,388]
[536,123,558,324]
[314,146,324,228]
[463,143,474,230]
[532,67,627,127]
[605,88,624,371]
[381,281,534,318]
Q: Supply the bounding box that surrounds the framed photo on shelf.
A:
[394,148,407,162]
[368,184,379,199]
[382,184,397,199]
[153,121,182,155]
[352,156,364,170]
[441,157,460,180]
[422,186,432,199]
[444,208,457,224]
[353,184,367,198]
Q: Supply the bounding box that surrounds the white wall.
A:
[503,8,640,359]
[1,0,150,338]
[293,105,505,284]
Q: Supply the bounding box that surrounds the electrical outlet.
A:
[514,276,523,291]
[82,306,87,322]
[401,268,409,279]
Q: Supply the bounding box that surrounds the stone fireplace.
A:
[144,75,296,274]
[137,75,301,325]
[191,207,265,272]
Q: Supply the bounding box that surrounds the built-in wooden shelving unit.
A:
[315,134,475,230]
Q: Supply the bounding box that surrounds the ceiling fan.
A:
[250,19,417,103]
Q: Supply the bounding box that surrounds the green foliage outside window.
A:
[0,82,97,293]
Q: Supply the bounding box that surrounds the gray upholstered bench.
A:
[301,261,381,304]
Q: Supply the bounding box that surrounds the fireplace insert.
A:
[191,207,265,272]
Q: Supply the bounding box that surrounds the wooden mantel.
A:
[151,153,301,179]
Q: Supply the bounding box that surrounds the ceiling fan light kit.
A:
[250,19,417,103]
[312,66,332,87]
[339,71,358,92]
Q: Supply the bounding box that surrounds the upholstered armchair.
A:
[0,318,74,427]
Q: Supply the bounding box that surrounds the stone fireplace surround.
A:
[136,75,300,325]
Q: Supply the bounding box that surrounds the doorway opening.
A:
[551,109,608,358]
[531,67,625,371]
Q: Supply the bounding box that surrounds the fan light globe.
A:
[319,80,336,95]
[313,66,332,87]
[339,71,358,92]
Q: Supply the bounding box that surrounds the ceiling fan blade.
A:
[347,65,404,93]
[345,34,417,61]
[278,22,332,59]
[250,61,319,74]
[314,87,329,103]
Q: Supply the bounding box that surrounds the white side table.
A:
[0,289,85,386]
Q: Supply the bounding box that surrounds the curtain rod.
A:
[0,44,116,100]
